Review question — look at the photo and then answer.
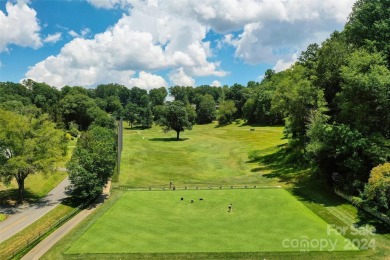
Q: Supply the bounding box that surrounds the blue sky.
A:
[0,0,356,90]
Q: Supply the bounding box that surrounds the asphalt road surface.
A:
[0,177,70,243]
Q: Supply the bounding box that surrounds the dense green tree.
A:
[88,106,116,130]
[138,106,153,128]
[124,103,139,128]
[337,50,390,138]
[105,96,124,115]
[149,87,168,106]
[128,87,148,107]
[242,98,257,124]
[59,93,100,130]
[272,65,326,146]
[306,120,388,192]
[217,100,237,125]
[60,85,89,98]
[364,163,390,214]
[263,69,276,81]
[186,103,197,125]
[152,105,165,123]
[158,101,192,140]
[225,84,249,118]
[0,109,65,202]
[67,126,117,200]
[193,85,222,103]
[314,32,350,114]
[196,94,216,124]
[0,82,31,105]
[344,0,390,65]
[169,86,195,104]
[95,83,124,99]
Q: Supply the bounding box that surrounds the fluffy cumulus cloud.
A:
[25,0,356,88]
[0,1,42,52]
[128,71,167,90]
[26,0,226,88]
[210,80,221,87]
[169,68,196,87]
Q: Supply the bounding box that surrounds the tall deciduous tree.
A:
[338,50,390,138]
[196,94,216,124]
[272,65,326,147]
[344,0,390,65]
[149,87,168,106]
[158,101,192,140]
[67,126,116,200]
[217,100,237,125]
[0,109,65,202]
[364,163,390,214]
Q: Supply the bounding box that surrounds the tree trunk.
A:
[16,176,25,203]
[176,131,180,140]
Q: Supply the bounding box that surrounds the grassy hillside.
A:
[119,122,286,188]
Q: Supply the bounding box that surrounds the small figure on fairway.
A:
[169,181,173,189]
[228,203,232,212]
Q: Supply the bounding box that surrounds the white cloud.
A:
[210,80,221,87]
[222,34,239,47]
[69,30,79,38]
[69,28,91,38]
[26,0,226,88]
[87,0,130,9]
[43,32,62,44]
[169,68,195,87]
[0,1,42,52]
[273,53,298,72]
[25,0,356,88]
[128,71,167,90]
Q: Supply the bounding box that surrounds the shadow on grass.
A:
[239,122,284,128]
[247,146,308,184]
[149,138,189,142]
[249,145,390,234]
[124,126,150,130]
[355,210,390,235]
[0,189,41,206]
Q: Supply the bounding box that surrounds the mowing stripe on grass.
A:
[66,189,357,254]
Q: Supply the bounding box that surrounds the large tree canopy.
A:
[158,101,192,140]
[67,125,117,200]
[0,109,66,202]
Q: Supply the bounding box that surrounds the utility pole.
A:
[117,117,123,177]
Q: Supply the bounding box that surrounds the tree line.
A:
[0,0,389,214]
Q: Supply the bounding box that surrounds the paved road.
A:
[0,177,70,243]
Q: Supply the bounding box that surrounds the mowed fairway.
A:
[55,124,359,258]
[119,123,286,187]
[66,189,354,254]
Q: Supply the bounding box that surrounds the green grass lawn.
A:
[65,189,354,254]
[119,122,286,188]
[42,123,389,259]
